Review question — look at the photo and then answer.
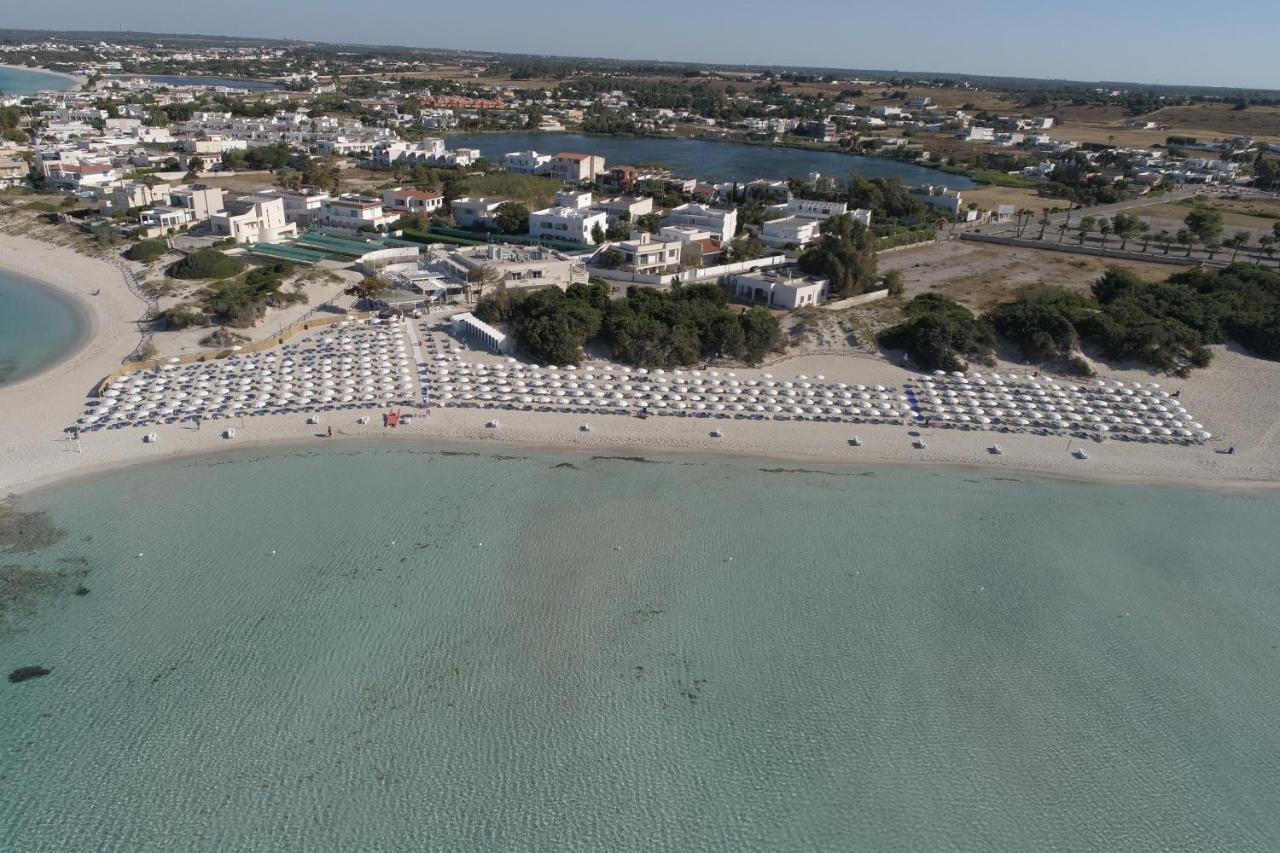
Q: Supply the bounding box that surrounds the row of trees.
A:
[474,281,783,368]
[1056,206,1280,263]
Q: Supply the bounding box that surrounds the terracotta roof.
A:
[555,152,592,161]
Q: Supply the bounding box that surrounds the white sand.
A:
[3,232,1280,497]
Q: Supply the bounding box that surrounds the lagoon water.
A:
[2,444,1279,851]
[447,131,977,187]
[0,270,87,385]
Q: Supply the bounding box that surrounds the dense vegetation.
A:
[796,214,878,297]
[167,248,245,280]
[878,294,997,372]
[990,264,1280,375]
[124,239,167,263]
[199,261,305,327]
[475,281,782,367]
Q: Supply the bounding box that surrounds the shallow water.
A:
[0,66,76,96]
[2,444,1278,851]
[0,270,87,385]
[447,131,977,187]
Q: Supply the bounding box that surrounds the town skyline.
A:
[4,0,1279,90]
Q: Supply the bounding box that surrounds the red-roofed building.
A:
[382,187,444,215]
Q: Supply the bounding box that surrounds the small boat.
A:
[989,444,1003,455]
[143,432,158,443]
[710,429,723,438]
[913,438,927,449]
[849,436,862,447]
[1073,448,1089,460]
[485,420,499,429]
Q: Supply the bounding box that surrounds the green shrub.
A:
[168,248,245,280]
[879,293,996,371]
[155,304,209,330]
[125,240,167,263]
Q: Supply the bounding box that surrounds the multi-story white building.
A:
[661,203,738,242]
[211,195,298,244]
[546,152,606,183]
[529,204,608,244]
[451,196,507,229]
[139,206,194,237]
[382,187,444,215]
[169,185,226,222]
[372,138,480,168]
[318,194,396,231]
[591,195,654,223]
[272,188,331,225]
[96,180,171,215]
[502,150,552,175]
[608,233,682,275]
[760,198,870,249]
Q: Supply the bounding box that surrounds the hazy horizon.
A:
[5,0,1279,90]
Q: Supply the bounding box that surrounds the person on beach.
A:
[327,426,332,438]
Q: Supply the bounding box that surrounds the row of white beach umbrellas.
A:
[78,320,418,430]
[911,374,1210,441]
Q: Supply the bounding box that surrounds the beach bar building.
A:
[451,312,513,354]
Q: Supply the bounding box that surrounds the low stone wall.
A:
[823,289,890,310]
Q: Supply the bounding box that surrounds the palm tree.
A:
[1158,230,1172,255]
[1077,215,1097,245]
[1057,219,1071,244]
[1259,234,1276,265]
[1176,228,1193,257]
[1203,237,1222,260]
[1228,231,1251,262]
[1138,222,1152,252]
[1097,218,1113,252]
[1036,212,1052,240]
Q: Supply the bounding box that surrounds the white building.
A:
[96,180,171,215]
[451,196,507,229]
[273,188,331,225]
[760,198,870,249]
[529,204,608,244]
[546,151,606,183]
[591,195,654,223]
[318,194,395,231]
[911,185,966,215]
[606,233,682,275]
[662,203,738,242]
[732,270,829,310]
[382,187,444,215]
[503,150,552,175]
[211,195,298,244]
[372,138,480,168]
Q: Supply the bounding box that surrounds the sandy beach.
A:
[3,232,1280,497]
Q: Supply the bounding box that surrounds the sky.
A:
[7,0,1279,89]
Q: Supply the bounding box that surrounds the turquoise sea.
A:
[2,444,1278,851]
[0,65,77,96]
[0,270,87,385]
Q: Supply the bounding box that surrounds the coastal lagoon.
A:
[2,444,1278,851]
[0,65,77,96]
[0,270,87,385]
[447,131,978,187]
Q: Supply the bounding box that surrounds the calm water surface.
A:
[0,65,76,95]
[0,269,87,385]
[2,444,1278,851]
[447,131,977,187]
